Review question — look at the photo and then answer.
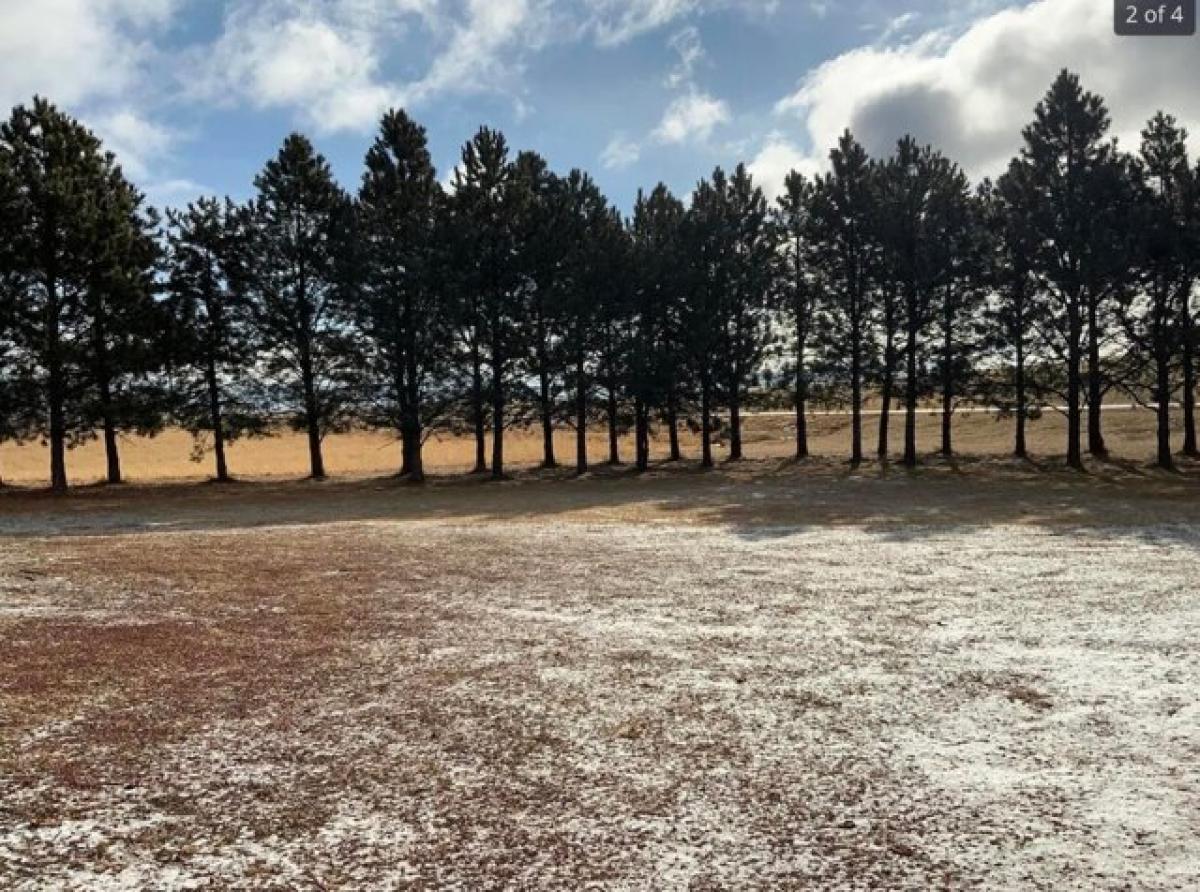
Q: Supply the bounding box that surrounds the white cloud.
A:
[0,0,178,110]
[193,2,403,133]
[194,0,556,132]
[92,109,175,180]
[747,132,820,199]
[404,0,549,105]
[773,0,1200,180]
[587,0,699,46]
[665,24,705,88]
[583,0,778,46]
[601,134,641,169]
[653,90,729,144]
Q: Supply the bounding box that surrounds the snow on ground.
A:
[1,518,1198,889]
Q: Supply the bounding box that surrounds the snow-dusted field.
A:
[2,497,1198,889]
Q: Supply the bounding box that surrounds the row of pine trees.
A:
[1,70,1197,493]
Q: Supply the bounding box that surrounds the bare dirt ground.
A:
[1,456,1198,889]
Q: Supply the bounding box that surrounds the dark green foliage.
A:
[245,134,358,480]
[5,68,1199,486]
[630,183,687,469]
[0,98,161,491]
[1020,70,1136,466]
[165,196,268,482]
[449,127,526,480]
[807,132,880,467]
[355,110,448,482]
[772,172,817,459]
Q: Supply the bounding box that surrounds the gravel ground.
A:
[1,486,1198,889]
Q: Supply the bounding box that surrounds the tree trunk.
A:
[1156,346,1174,470]
[91,310,123,485]
[575,355,588,475]
[471,341,487,474]
[1067,299,1083,470]
[490,331,505,481]
[1086,296,1106,457]
[1014,327,1027,460]
[539,367,556,469]
[877,297,898,459]
[205,356,230,482]
[878,321,896,460]
[700,374,713,469]
[728,375,743,461]
[536,311,556,468]
[795,335,809,460]
[903,307,919,468]
[301,364,325,480]
[606,388,620,465]
[666,389,682,461]
[941,301,953,458]
[635,399,649,472]
[1182,310,1197,457]
[850,320,863,468]
[97,381,122,484]
[47,297,68,493]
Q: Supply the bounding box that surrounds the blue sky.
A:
[1,0,1197,212]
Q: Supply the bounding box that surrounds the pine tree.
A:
[983,160,1046,460]
[511,152,564,470]
[717,164,775,461]
[681,175,726,468]
[1127,113,1194,469]
[356,109,447,483]
[81,159,166,485]
[809,131,879,467]
[165,197,266,482]
[931,181,984,459]
[773,172,818,459]
[630,184,686,470]
[876,137,947,466]
[246,134,357,480]
[0,99,114,491]
[451,128,525,480]
[1021,71,1130,467]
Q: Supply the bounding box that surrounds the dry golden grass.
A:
[0,407,1188,486]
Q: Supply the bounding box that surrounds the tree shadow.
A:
[0,454,1196,553]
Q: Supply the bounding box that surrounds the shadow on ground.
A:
[1,453,1198,546]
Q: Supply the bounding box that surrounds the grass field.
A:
[1,419,1198,888]
[0,405,1194,486]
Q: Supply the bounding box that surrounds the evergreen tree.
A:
[81,159,166,484]
[356,109,447,483]
[1126,113,1194,468]
[1021,71,1130,466]
[0,99,114,491]
[1180,156,1200,457]
[983,160,1047,460]
[716,164,775,461]
[165,197,266,482]
[554,170,611,474]
[629,184,686,470]
[681,175,726,468]
[931,181,984,458]
[809,131,879,467]
[772,172,818,459]
[246,134,357,480]
[593,204,632,465]
[876,137,950,466]
[451,128,524,480]
[511,152,564,470]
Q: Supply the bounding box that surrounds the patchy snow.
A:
[1,518,1198,889]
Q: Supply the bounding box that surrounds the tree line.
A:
[0,70,1197,494]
